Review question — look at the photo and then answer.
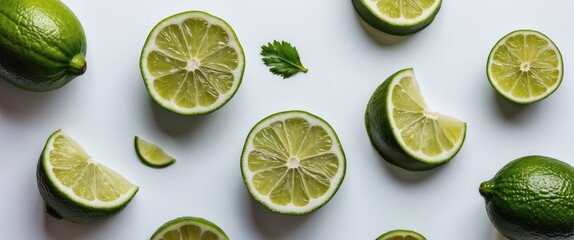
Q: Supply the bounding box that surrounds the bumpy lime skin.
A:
[480,155,574,240]
[352,0,442,36]
[0,0,87,91]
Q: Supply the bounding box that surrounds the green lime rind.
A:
[0,0,86,91]
[479,155,574,240]
[140,10,245,116]
[240,110,346,215]
[352,0,442,36]
[36,130,138,224]
[134,136,176,168]
[150,216,229,240]
[486,29,563,104]
[365,68,466,171]
[376,229,426,240]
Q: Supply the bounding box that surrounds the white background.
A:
[1,0,573,239]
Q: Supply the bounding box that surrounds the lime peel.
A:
[134,136,176,168]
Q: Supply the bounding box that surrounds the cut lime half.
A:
[36,130,139,223]
[135,136,176,168]
[376,229,426,240]
[352,0,442,35]
[365,68,466,171]
[151,216,228,240]
[241,110,346,215]
[140,11,245,115]
[487,29,563,104]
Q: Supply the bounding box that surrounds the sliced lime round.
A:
[365,68,466,171]
[241,110,346,215]
[36,130,139,223]
[377,229,426,240]
[352,0,442,35]
[487,29,563,104]
[151,216,228,240]
[140,11,245,115]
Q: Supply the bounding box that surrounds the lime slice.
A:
[140,11,245,115]
[352,0,442,35]
[36,130,139,223]
[241,110,346,215]
[134,136,176,168]
[376,229,426,240]
[151,216,228,240]
[365,68,466,171]
[487,29,563,104]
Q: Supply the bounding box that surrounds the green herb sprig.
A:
[260,40,308,79]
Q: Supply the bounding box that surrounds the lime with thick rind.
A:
[241,110,346,215]
[365,68,466,171]
[135,136,176,168]
[486,29,563,104]
[480,155,574,240]
[0,0,87,91]
[352,0,442,36]
[140,11,245,115]
[36,130,138,224]
[150,216,229,240]
[376,229,426,240]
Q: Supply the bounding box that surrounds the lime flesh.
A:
[487,29,563,104]
[36,130,138,223]
[140,11,245,115]
[365,68,466,171]
[241,110,346,215]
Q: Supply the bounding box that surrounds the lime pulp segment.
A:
[241,111,346,215]
[135,136,176,168]
[140,11,245,115]
[487,29,563,104]
[151,216,228,240]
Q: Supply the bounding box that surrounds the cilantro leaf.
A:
[260,40,308,79]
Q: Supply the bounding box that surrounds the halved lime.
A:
[365,68,466,171]
[151,216,228,240]
[140,11,245,115]
[36,130,139,224]
[376,229,426,240]
[487,29,563,104]
[241,110,346,215]
[352,0,442,35]
[135,136,176,168]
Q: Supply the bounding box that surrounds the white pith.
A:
[141,11,244,114]
[241,112,345,214]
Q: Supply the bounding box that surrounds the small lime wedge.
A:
[150,216,228,240]
[487,29,563,104]
[135,136,176,168]
[377,229,426,240]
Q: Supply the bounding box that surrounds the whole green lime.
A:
[0,0,87,92]
[479,155,574,240]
